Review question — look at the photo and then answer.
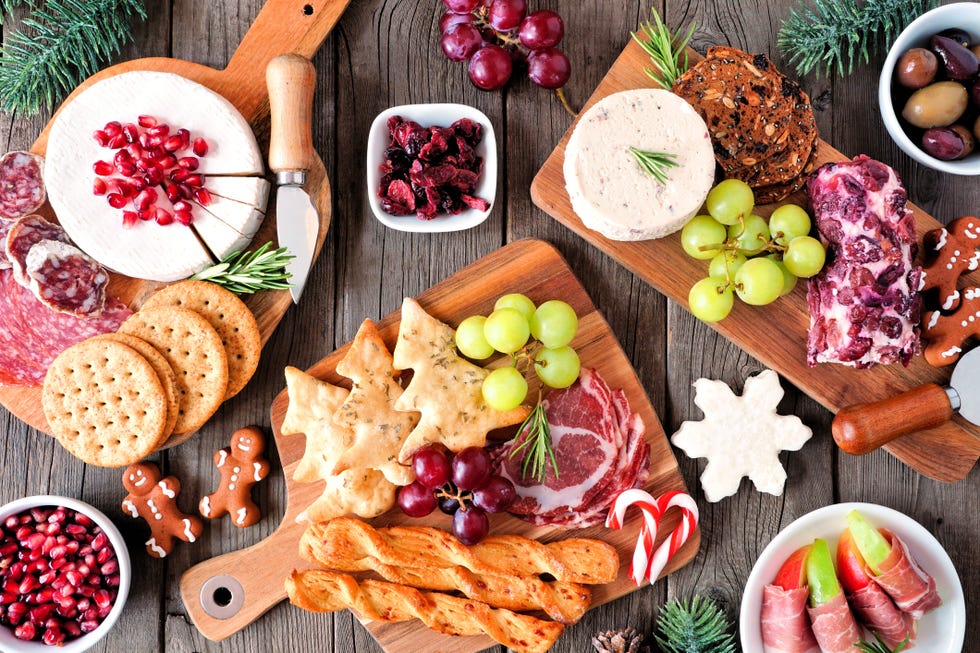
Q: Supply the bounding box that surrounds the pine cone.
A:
[591,627,650,653]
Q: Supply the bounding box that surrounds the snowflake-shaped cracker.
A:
[670,369,812,502]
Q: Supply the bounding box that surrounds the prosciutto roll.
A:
[847,582,916,649]
[807,592,862,653]
[761,585,820,653]
[873,530,942,620]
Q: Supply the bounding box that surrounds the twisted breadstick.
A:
[303,517,619,584]
[286,569,564,653]
[299,527,590,624]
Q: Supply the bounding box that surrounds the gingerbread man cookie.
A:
[923,287,980,366]
[921,216,980,312]
[121,462,203,558]
[199,426,270,528]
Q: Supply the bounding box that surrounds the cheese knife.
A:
[833,346,980,455]
[267,54,319,304]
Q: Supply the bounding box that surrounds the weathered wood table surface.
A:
[1,1,977,651]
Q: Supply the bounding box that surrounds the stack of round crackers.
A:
[42,280,261,467]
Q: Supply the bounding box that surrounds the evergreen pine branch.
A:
[778,0,938,78]
[0,0,147,116]
[0,1,35,24]
[654,596,736,653]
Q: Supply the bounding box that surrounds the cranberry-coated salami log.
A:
[26,240,109,317]
[0,151,46,220]
[5,214,71,286]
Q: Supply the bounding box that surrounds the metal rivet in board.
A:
[199,575,245,619]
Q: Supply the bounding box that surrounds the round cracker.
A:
[119,307,229,434]
[42,338,168,467]
[141,280,261,399]
[90,333,180,445]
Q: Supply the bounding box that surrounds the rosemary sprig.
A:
[191,241,295,295]
[654,596,736,653]
[507,397,559,483]
[856,632,911,653]
[778,0,938,78]
[0,0,35,23]
[632,8,695,89]
[629,147,679,185]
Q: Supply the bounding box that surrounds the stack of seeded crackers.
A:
[41,280,261,467]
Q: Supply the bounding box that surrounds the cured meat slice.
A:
[846,582,916,649]
[25,240,108,317]
[873,530,942,620]
[0,219,13,269]
[761,585,820,653]
[0,269,130,386]
[806,155,922,368]
[5,214,71,286]
[0,151,46,220]
[806,592,862,653]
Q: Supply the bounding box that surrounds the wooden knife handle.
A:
[267,54,317,173]
[832,383,953,455]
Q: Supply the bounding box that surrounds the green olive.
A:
[902,81,969,128]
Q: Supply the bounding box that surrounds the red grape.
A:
[518,10,563,50]
[527,47,570,89]
[438,490,462,515]
[472,475,516,513]
[440,24,483,62]
[453,507,490,545]
[451,447,492,490]
[397,482,437,517]
[487,0,526,31]
[412,446,451,489]
[439,11,472,34]
[442,0,480,12]
[468,45,513,90]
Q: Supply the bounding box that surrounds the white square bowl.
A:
[366,103,497,233]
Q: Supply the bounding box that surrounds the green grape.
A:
[727,214,771,253]
[530,300,578,348]
[783,236,827,278]
[483,307,530,354]
[534,346,581,388]
[769,204,812,245]
[681,215,727,260]
[705,179,754,226]
[734,257,784,305]
[482,366,528,411]
[455,315,494,360]
[709,250,747,279]
[494,293,536,321]
[688,276,735,322]
[768,255,798,296]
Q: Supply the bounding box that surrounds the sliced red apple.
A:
[836,528,872,593]
[772,544,811,590]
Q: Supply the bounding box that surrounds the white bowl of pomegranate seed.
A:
[0,496,130,651]
[367,103,497,232]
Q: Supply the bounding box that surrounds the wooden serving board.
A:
[530,39,980,482]
[179,239,699,650]
[0,0,350,441]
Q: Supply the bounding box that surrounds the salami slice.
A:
[6,215,71,286]
[0,151,46,219]
[0,269,131,386]
[0,219,13,270]
[26,240,109,317]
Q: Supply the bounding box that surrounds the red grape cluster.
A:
[439,0,570,91]
[398,445,516,545]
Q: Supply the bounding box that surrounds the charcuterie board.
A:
[179,239,699,650]
[530,38,980,482]
[0,0,350,439]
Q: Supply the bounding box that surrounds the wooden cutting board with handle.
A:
[0,0,350,439]
[530,39,980,482]
[180,239,700,650]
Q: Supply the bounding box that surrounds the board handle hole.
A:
[212,586,233,607]
[200,575,245,619]
[303,4,314,15]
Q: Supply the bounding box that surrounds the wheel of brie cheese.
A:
[563,88,716,241]
[45,71,269,281]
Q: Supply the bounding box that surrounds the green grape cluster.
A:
[681,179,827,323]
[455,294,581,411]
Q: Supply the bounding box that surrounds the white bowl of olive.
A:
[879,2,980,175]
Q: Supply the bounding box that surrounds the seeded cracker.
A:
[392,298,530,463]
[119,307,228,434]
[42,338,169,467]
[140,279,261,399]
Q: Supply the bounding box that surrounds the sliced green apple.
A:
[806,538,841,607]
[773,544,811,590]
[845,509,891,575]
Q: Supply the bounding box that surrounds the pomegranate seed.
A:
[53,592,74,609]
[123,123,139,143]
[134,188,157,211]
[145,167,164,185]
[95,546,113,564]
[138,114,158,128]
[8,601,27,625]
[77,561,92,576]
[171,168,190,183]
[146,134,165,148]
[175,210,193,226]
[113,149,132,164]
[135,156,154,172]
[103,121,122,136]
[178,128,191,149]
[172,200,192,212]
[43,626,65,646]
[4,516,17,529]
[138,210,154,221]
[106,193,126,209]
[1,591,17,605]
[34,586,54,604]
[25,532,45,549]
[125,142,144,159]
[83,606,98,620]
[41,535,57,555]
[14,620,36,641]
[107,133,127,149]
[122,211,139,228]
[155,208,174,225]
[147,124,170,137]
[29,604,53,622]
[193,137,209,156]
[78,546,93,558]
[97,604,113,618]
[185,173,205,188]
[177,156,199,170]
[63,539,79,554]
[50,509,66,524]
[75,598,90,612]
[8,562,25,580]
[93,589,112,609]
[63,620,81,637]
[192,187,213,206]
[37,569,57,585]
[116,161,137,176]
[105,574,121,588]
[138,132,152,148]
[157,154,177,169]
[163,135,183,152]
[25,559,48,575]
[30,508,48,522]
[164,183,181,202]
[3,579,19,594]
[92,178,107,195]
[93,160,113,175]
[92,130,109,146]
[18,576,38,594]
[80,619,99,633]
[57,604,78,620]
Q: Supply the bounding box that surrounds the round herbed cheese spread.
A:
[564,89,715,241]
